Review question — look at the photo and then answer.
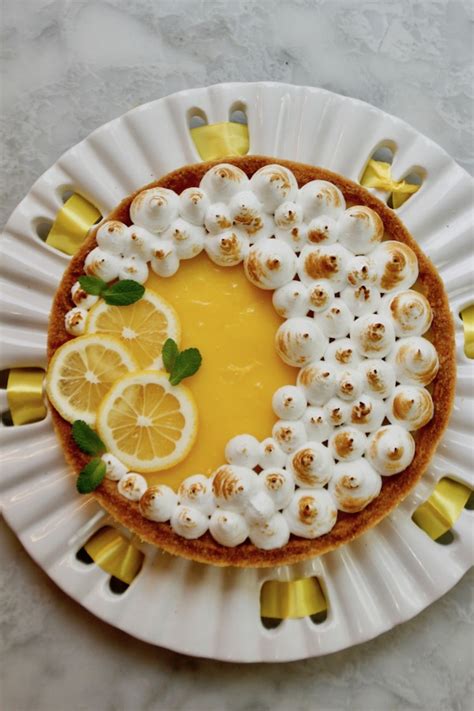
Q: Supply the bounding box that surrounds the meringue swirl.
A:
[387,385,434,430]
[372,241,419,293]
[366,425,415,475]
[283,489,337,538]
[381,289,433,336]
[338,205,384,254]
[287,442,334,488]
[329,460,382,512]
[389,336,439,386]
[275,316,328,367]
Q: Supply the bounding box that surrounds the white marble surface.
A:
[1,0,473,709]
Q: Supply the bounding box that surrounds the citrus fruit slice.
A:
[97,370,198,473]
[86,289,180,369]
[46,334,138,426]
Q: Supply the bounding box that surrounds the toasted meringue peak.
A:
[336,368,364,401]
[298,244,351,289]
[117,472,148,502]
[200,163,249,203]
[329,427,367,462]
[130,187,179,233]
[96,220,129,255]
[350,314,396,358]
[297,180,346,221]
[381,289,433,337]
[150,240,180,277]
[284,489,337,538]
[245,491,276,524]
[275,223,308,252]
[366,425,415,475]
[297,362,337,406]
[249,513,290,549]
[260,467,295,509]
[360,359,396,400]
[204,202,233,234]
[272,419,307,454]
[64,307,87,336]
[101,453,127,481]
[329,460,382,512]
[178,474,214,515]
[163,219,205,260]
[372,241,419,293]
[272,385,307,420]
[300,406,332,442]
[229,190,265,236]
[307,280,335,313]
[348,395,386,432]
[341,284,381,317]
[272,280,310,318]
[250,164,298,212]
[324,397,351,427]
[244,238,297,290]
[212,465,259,513]
[170,505,209,539]
[274,201,303,229]
[179,187,210,225]
[338,205,384,254]
[389,337,439,386]
[84,247,121,282]
[275,316,328,367]
[314,298,354,338]
[118,255,149,284]
[205,229,249,266]
[122,225,156,261]
[225,434,260,469]
[258,438,287,469]
[209,510,249,547]
[346,255,378,286]
[71,281,99,310]
[139,484,178,522]
[324,338,362,370]
[287,442,334,488]
[306,216,339,245]
[387,385,434,430]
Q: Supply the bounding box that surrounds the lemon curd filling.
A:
[145,253,295,490]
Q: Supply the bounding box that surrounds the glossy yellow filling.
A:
[145,253,295,489]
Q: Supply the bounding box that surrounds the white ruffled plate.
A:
[1,82,472,662]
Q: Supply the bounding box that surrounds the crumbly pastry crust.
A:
[47,156,456,568]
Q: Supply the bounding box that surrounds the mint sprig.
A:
[162,338,202,386]
[72,420,105,456]
[78,275,144,306]
[76,458,106,494]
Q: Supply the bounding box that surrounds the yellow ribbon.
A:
[6,368,46,426]
[46,194,101,256]
[412,478,472,541]
[190,121,249,162]
[84,526,143,585]
[260,577,327,620]
[360,160,420,209]
[461,305,474,359]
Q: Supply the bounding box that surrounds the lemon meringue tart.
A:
[46,157,455,567]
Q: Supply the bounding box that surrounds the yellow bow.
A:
[461,305,474,359]
[260,577,327,620]
[6,368,46,426]
[84,526,143,585]
[412,477,472,541]
[46,194,101,256]
[190,121,249,162]
[360,160,420,209]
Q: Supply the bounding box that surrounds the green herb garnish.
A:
[162,338,202,386]
[76,458,106,494]
[72,420,106,456]
[78,275,144,306]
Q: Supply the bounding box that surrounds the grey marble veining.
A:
[0,1,473,710]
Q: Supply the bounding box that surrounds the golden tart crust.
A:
[47,156,456,567]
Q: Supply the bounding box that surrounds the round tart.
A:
[47,156,456,567]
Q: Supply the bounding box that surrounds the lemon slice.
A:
[46,334,138,426]
[97,370,198,473]
[86,289,180,369]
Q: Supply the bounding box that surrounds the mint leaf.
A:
[76,458,106,494]
[162,338,179,373]
[102,280,145,306]
[169,347,202,386]
[72,420,106,456]
[78,275,106,296]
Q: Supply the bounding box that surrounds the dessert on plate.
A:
[46,157,455,567]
